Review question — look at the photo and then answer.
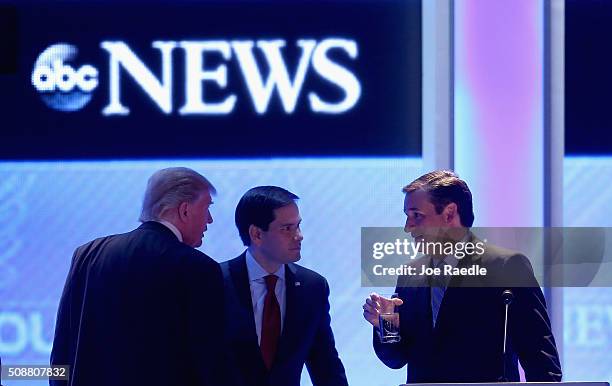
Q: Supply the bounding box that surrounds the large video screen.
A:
[565,0,612,155]
[0,1,421,159]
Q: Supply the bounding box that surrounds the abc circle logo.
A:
[31,43,99,112]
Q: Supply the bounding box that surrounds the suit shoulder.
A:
[220,256,234,269]
[175,244,219,270]
[476,240,532,267]
[220,254,243,269]
[73,233,119,259]
[482,242,522,260]
[289,263,328,286]
[478,241,538,286]
[291,262,324,278]
[219,257,233,279]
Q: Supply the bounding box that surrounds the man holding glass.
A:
[362,170,562,383]
[221,186,348,386]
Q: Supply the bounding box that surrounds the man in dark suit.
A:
[222,186,348,386]
[50,167,224,386]
[363,170,562,383]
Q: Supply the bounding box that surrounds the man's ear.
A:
[178,201,190,223]
[249,224,262,246]
[443,202,458,224]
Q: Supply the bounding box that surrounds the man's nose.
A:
[207,210,213,224]
[404,218,414,233]
[295,228,304,241]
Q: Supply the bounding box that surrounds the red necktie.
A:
[260,274,281,369]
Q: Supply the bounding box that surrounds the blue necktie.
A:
[431,258,447,327]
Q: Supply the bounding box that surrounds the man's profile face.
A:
[403,190,449,243]
[183,190,213,248]
[258,202,303,266]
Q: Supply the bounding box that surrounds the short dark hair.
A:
[403,170,475,227]
[235,186,299,246]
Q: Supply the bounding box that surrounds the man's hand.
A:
[362,293,403,328]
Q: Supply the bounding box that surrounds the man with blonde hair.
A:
[51,167,224,386]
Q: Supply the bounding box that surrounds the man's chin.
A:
[415,233,444,244]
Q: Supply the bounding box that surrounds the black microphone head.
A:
[502,289,514,305]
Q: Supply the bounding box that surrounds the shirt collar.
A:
[155,220,183,242]
[245,249,285,282]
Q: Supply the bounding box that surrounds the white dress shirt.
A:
[155,220,183,242]
[245,249,286,345]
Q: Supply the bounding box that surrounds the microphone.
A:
[502,289,514,305]
[499,289,514,382]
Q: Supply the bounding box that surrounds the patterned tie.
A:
[431,258,447,327]
[260,274,280,369]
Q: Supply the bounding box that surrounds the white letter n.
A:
[101,41,177,115]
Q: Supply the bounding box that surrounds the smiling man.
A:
[221,186,348,386]
[362,170,562,383]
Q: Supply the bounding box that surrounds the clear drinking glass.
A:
[378,293,401,343]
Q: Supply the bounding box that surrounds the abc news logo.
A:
[31,50,98,93]
[31,44,99,111]
[31,39,361,115]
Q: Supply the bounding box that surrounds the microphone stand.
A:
[498,289,514,382]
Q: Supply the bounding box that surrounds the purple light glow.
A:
[455,0,543,227]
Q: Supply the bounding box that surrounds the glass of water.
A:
[378,293,401,343]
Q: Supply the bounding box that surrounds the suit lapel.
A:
[228,254,268,372]
[436,232,484,331]
[274,263,301,367]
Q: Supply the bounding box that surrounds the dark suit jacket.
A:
[221,253,348,386]
[373,235,562,383]
[50,221,225,386]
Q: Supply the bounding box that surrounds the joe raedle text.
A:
[372,263,487,277]
[369,238,488,278]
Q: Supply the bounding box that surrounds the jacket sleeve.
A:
[50,248,83,386]
[371,285,413,370]
[506,254,562,381]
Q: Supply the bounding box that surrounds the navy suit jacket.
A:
[221,253,348,386]
[373,235,562,383]
[50,221,225,386]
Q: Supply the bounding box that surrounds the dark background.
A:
[0,0,421,159]
[566,0,612,155]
